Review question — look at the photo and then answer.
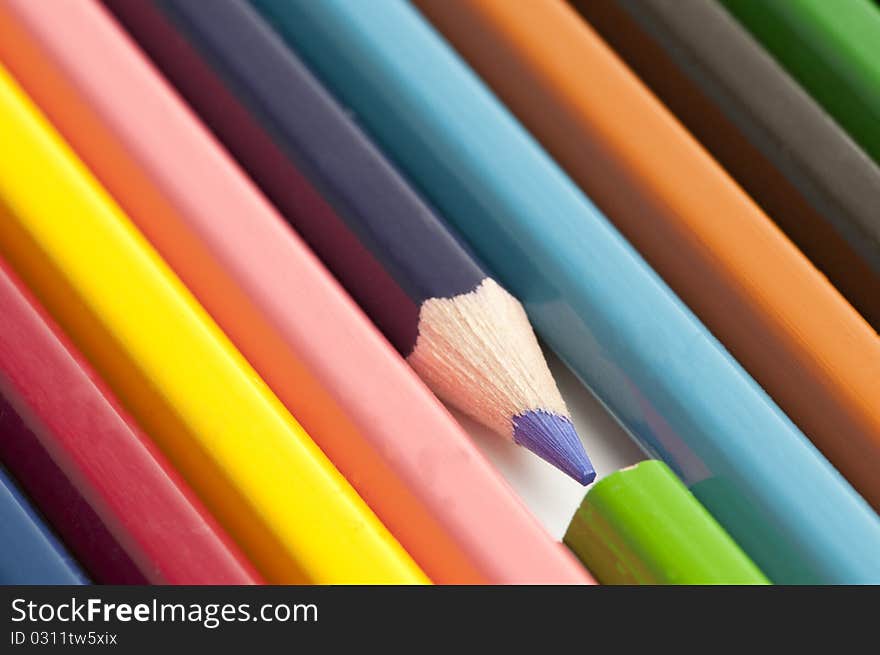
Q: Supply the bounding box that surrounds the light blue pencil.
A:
[249,0,880,583]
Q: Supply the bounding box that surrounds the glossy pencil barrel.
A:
[0,466,88,585]
[721,0,880,166]
[157,0,484,349]
[415,0,880,518]
[565,461,769,584]
[108,0,591,483]
[0,258,259,584]
[252,0,880,583]
[0,64,425,585]
[577,0,880,332]
[3,0,591,583]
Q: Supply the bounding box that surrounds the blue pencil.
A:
[246,0,880,583]
[0,465,88,584]
[103,0,593,484]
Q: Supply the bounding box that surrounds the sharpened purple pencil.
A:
[105,0,594,484]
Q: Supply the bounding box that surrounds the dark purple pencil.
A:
[104,0,594,484]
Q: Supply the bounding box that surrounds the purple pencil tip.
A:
[512,410,596,485]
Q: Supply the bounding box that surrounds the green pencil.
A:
[721,0,880,166]
[564,461,770,585]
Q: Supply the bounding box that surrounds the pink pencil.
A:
[0,0,591,583]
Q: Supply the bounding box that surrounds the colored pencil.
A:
[2,0,591,584]
[0,258,260,584]
[416,0,880,517]
[0,64,425,585]
[721,0,880,167]
[108,0,592,484]
[252,0,880,583]
[577,0,880,333]
[0,465,88,585]
[564,460,769,584]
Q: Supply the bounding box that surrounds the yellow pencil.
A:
[0,64,427,584]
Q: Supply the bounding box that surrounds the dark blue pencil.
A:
[104,0,594,484]
[0,465,88,584]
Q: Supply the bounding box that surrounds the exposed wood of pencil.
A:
[1,0,592,583]
[0,64,426,584]
[416,0,880,512]
[255,0,880,583]
[120,0,592,483]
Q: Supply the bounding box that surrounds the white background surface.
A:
[452,343,646,540]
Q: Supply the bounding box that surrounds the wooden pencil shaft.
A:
[0,64,425,584]
[2,0,591,584]
[576,0,880,332]
[257,0,880,583]
[415,0,880,520]
[110,0,595,485]
[0,259,259,584]
[0,465,88,585]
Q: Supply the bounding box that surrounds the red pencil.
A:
[0,259,260,584]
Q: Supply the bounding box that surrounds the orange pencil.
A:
[415,0,880,510]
